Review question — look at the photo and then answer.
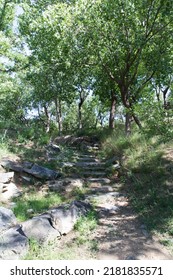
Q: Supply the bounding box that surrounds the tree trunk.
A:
[55,98,63,135]
[109,90,116,129]
[43,105,50,133]
[125,112,132,136]
[132,113,142,129]
[78,91,85,130]
[78,102,83,129]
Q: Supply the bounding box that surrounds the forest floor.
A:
[1,138,173,260]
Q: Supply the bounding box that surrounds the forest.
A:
[0,0,173,260]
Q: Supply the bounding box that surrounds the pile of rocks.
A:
[0,201,92,260]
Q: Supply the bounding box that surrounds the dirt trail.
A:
[70,146,172,260]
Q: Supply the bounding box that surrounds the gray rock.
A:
[125,255,137,260]
[62,162,75,167]
[0,172,14,183]
[24,163,62,180]
[88,186,114,194]
[47,200,92,235]
[80,171,107,177]
[141,229,150,238]
[1,160,62,180]
[22,216,61,243]
[48,178,84,193]
[1,160,33,172]
[87,178,111,184]
[0,226,28,260]
[0,207,17,233]
[46,143,61,153]
[21,176,32,183]
[0,182,22,202]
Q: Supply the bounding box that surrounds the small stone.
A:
[125,255,136,260]
[27,209,34,214]
[141,229,150,238]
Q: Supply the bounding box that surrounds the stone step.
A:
[87,178,111,184]
[77,157,99,162]
[77,166,106,171]
[75,162,105,167]
[80,171,107,178]
[85,191,125,201]
[87,185,116,194]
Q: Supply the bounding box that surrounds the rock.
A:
[141,229,150,238]
[21,176,32,183]
[0,226,28,260]
[49,200,92,235]
[21,201,91,242]
[88,186,114,194]
[1,160,33,172]
[80,171,107,177]
[48,178,84,193]
[26,209,34,215]
[54,135,98,147]
[24,163,62,180]
[0,182,22,202]
[87,178,111,184]
[0,172,14,183]
[1,160,62,180]
[0,207,17,233]
[22,216,61,243]
[75,162,104,167]
[62,162,75,167]
[46,143,61,153]
[125,255,137,260]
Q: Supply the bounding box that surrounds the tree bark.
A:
[132,113,142,129]
[125,112,132,136]
[109,90,117,129]
[55,98,63,135]
[43,105,50,133]
[78,90,85,129]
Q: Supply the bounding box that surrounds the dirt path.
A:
[67,146,173,260]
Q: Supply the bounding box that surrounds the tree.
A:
[67,0,173,133]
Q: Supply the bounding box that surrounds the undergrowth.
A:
[100,129,173,253]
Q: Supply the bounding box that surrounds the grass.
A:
[74,210,98,245]
[13,192,64,221]
[0,140,14,160]
[100,129,173,253]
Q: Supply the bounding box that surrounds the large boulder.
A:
[0,182,21,202]
[1,160,32,173]
[22,216,61,243]
[24,163,62,180]
[0,207,17,233]
[0,226,28,260]
[46,143,61,153]
[48,200,92,235]
[22,200,92,239]
[0,207,28,260]
[1,160,62,180]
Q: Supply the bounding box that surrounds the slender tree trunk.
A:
[55,98,63,135]
[78,91,85,130]
[109,90,116,129]
[132,114,142,129]
[43,105,50,133]
[78,103,83,129]
[125,112,132,136]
